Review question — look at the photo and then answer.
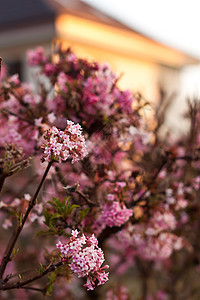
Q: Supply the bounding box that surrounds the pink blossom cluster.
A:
[109,228,183,265]
[165,182,190,211]
[27,46,47,66]
[145,210,177,236]
[82,64,116,115]
[106,285,129,300]
[110,209,183,262]
[56,230,109,290]
[57,72,71,93]
[100,201,133,227]
[41,121,88,163]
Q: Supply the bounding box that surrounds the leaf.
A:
[57,229,65,236]
[12,248,19,259]
[18,274,22,280]
[39,263,45,273]
[44,210,52,226]
[36,230,55,237]
[69,204,79,214]
[48,218,57,233]
[79,207,89,221]
[46,271,57,296]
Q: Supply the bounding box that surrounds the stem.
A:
[133,156,168,205]
[0,58,2,77]
[1,261,63,290]
[141,275,148,300]
[1,108,34,125]
[0,161,53,279]
[56,166,99,207]
[63,184,99,207]
[20,286,46,295]
[0,175,6,195]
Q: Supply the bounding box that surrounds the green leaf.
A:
[57,229,65,236]
[39,263,45,274]
[46,271,57,296]
[79,207,89,221]
[44,210,52,226]
[48,219,57,233]
[18,274,22,280]
[36,230,55,237]
[12,248,19,259]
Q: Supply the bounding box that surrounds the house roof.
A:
[0,0,198,66]
[0,0,56,31]
[48,0,135,32]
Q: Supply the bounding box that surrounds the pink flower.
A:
[9,74,20,85]
[43,63,57,76]
[101,201,133,227]
[56,230,109,290]
[47,112,56,124]
[27,47,47,66]
[41,120,88,163]
[2,218,13,230]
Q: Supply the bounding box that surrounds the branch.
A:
[20,286,46,295]
[0,161,53,279]
[56,166,99,207]
[132,156,168,205]
[0,261,63,291]
[0,174,6,194]
[0,57,2,78]
[63,183,99,207]
[1,108,34,125]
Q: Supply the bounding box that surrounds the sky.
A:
[83,0,200,59]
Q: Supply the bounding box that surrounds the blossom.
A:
[43,63,58,76]
[47,112,56,124]
[24,194,31,201]
[27,46,46,66]
[41,120,88,163]
[56,230,109,290]
[101,201,133,227]
[2,218,13,230]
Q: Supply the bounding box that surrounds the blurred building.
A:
[0,0,199,133]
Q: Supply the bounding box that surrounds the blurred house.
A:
[0,0,199,132]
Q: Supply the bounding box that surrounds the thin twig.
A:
[1,108,34,125]
[0,174,6,195]
[0,161,53,279]
[1,261,63,290]
[63,183,99,207]
[19,286,46,295]
[133,157,168,205]
[56,166,99,206]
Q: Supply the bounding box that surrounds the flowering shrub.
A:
[0,45,199,299]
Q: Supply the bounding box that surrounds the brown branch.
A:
[171,155,200,162]
[132,156,168,206]
[0,58,2,78]
[56,166,99,207]
[20,286,46,295]
[0,161,53,279]
[1,108,34,125]
[0,174,6,195]
[0,261,63,290]
[63,183,99,207]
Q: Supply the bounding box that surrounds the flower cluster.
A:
[109,208,183,263]
[27,46,47,66]
[41,121,88,163]
[100,202,133,227]
[56,230,109,290]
